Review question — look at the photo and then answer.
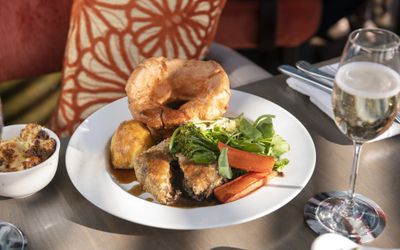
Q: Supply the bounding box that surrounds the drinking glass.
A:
[304,28,400,243]
[0,97,27,249]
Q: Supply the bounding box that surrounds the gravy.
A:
[108,167,137,184]
[171,197,218,208]
[128,184,145,196]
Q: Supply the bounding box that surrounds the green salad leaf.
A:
[270,135,290,158]
[238,114,262,140]
[218,148,232,179]
[254,114,275,138]
[169,114,290,175]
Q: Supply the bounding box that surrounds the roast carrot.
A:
[217,142,275,173]
[214,171,278,203]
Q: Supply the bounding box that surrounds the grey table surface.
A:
[1,68,400,250]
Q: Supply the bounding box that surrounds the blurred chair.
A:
[207,43,271,87]
[214,0,322,73]
[214,0,322,49]
[0,0,72,125]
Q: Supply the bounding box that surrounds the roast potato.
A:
[110,120,154,169]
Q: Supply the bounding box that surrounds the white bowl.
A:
[0,124,60,198]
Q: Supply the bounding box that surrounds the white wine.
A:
[333,62,400,141]
[306,28,400,243]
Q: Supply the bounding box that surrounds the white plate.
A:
[66,90,316,229]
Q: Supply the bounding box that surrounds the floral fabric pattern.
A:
[51,0,226,136]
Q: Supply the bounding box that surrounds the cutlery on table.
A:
[295,60,335,82]
[278,64,400,124]
[277,65,332,94]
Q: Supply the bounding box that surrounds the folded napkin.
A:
[286,63,400,141]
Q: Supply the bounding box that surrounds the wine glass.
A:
[0,97,27,249]
[304,28,400,243]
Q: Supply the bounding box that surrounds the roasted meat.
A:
[178,155,225,201]
[133,139,179,204]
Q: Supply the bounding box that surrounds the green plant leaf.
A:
[218,148,232,179]
[270,135,290,157]
[254,114,275,138]
[238,116,262,140]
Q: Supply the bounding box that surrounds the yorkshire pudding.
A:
[125,57,230,136]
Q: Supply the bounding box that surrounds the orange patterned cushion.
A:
[51,0,226,136]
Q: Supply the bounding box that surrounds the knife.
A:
[278,65,332,94]
[295,60,336,82]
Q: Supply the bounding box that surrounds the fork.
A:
[294,61,400,124]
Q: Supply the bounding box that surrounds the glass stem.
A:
[348,141,363,202]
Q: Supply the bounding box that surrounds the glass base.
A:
[0,222,27,250]
[304,191,386,244]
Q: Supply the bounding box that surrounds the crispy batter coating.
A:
[134,139,179,204]
[178,155,224,201]
[125,57,231,138]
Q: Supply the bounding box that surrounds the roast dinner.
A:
[110,57,290,206]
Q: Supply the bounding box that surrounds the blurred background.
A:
[0,0,399,126]
[216,0,400,74]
